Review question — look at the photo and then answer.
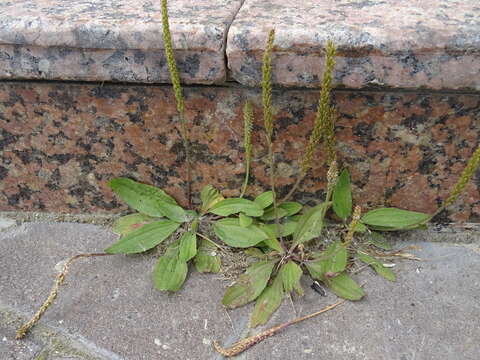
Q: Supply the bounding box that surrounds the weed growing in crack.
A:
[16,0,480,357]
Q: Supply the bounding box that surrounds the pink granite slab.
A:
[1,82,479,222]
[227,0,480,90]
[0,0,243,84]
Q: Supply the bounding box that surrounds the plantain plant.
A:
[16,0,480,355]
[102,19,479,327]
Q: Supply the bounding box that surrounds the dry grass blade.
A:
[213,299,346,357]
[16,252,111,339]
[369,246,422,261]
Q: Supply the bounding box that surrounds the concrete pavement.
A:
[1,220,479,359]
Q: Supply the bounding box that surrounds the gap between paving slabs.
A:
[1,221,480,359]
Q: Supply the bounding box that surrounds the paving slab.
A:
[0,0,243,84]
[1,221,479,359]
[227,0,480,90]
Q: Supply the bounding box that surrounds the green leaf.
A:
[292,204,326,245]
[323,241,348,273]
[357,251,396,281]
[260,207,288,221]
[290,215,302,222]
[239,213,253,227]
[194,239,221,273]
[305,241,347,279]
[279,261,303,293]
[279,202,303,217]
[260,202,302,221]
[153,241,188,292]
[260,222,296,238]
[209,198,264,217]
[256,224,286,253]
[179,231,197,261]
[250,275,284,327]
[105,220,180,254]
[361,208,431,231]
[354,222,368,233]
[200,185,224,214]
[222,260,276,308]
[327,272,365,300]
[244,248,268,259]
[332,169,352,220]
[185,210,199,222]
[263,238,283,253]
[305,260,323,280]
[293,281,304,296]
[213,218,268,248]
[366,231,392,250]
[109,178,186,222]
[111,213,158,235]
[254,191,274,208]
[281,221,298,236]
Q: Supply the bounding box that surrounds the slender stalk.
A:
[434,144,480,217]
[282,41,337,203]
[196,232,224,249]
[344,205,362,248]
[262,29,282,242]
[322,160,338,217]
[161,0,192,208]
[16,253,112,339]
[263,29,276,202]
[281,176,302,204]
[240,102,254,198]
[385,144,480,232]
[213,299,346,357]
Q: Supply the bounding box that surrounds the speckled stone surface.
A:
[0,0,243,84]
[227,0,480,90]
[1,82,479,222]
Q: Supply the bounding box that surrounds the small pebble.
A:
[154,338,161,346]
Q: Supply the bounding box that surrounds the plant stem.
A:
[213,299,346,357]
[281,174,304,203]
[240,159,251,198]
[240,102,254,198]
[433,144,480,218]
[16,252,112,339]
[385,144,480,232]
[161,0,192,208]
[261,29,283,244]
[284,42,337,202]
[344,205,362,248]
[196,232,224,249]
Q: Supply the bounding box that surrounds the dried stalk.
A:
[213,299,346,357]
[16,252,111,339]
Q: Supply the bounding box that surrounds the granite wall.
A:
[1,81,479,222]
